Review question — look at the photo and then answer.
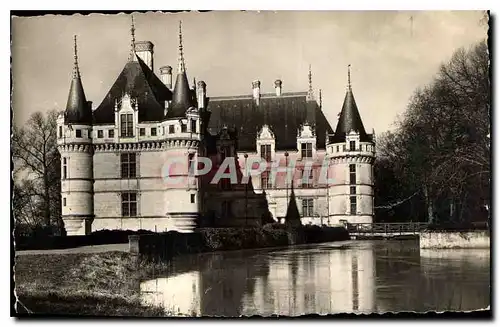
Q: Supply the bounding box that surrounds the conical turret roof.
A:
[331,65,369,142]
[166,21,194,119]
[65,36,91,125]
[285,182,302,227]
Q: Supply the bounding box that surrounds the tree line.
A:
[374,40,490,226]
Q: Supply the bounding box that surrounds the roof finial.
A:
[128,15,136,61]
[73,35,80,78]
[307,64,314,100]
[347,64,351,90]
[308,64,313,91]
[178,20,186,73]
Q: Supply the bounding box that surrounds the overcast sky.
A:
[12,11,487,133]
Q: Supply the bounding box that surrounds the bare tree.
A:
[12,110,61,229]
[375,40,490,225]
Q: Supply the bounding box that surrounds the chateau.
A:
[57,20,375,235]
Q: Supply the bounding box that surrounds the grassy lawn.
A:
[14,251,170,317]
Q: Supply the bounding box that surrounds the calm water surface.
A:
[140,240,490,316]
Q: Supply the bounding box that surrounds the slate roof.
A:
[330,87,371,143]
[65,71,92,125]
[166,70,194,119]
[93,55,172,124]
[206,92,334,152]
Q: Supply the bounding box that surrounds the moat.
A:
[140,240,490,316]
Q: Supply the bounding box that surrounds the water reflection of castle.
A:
[241,246,375,315]
[141,244,376,316]
[141,243,490,316]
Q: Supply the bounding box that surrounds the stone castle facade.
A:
[57,21,375,235]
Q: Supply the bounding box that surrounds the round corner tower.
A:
[326,66,375,224]
[161,20,204,233]
[57,36,94,235]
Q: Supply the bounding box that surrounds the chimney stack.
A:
[197,80,206,109]
[160,65,173,89]
[134,41,154,71]
[274,79,282,97]
[252,80,261,105]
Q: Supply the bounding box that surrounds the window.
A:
[260,144,272,162]
[221,201,232,218]
[191,119,197,133]
[162,126,165,135]
[349,164,356,184]
[62,157,67,179]
[190,194,196,204]
[303,169,313,188]
[139,128,145,136]
[120,114,134,137]
[220,178,231,191]
[261,171,270,189]
[350,196,357,215]
[169,125,175,134]
[220,146,230,163]
[181,123,187,133]
[58,126,62,138]
[350,186,356,195]
[97,130,103,138]
[350,141,356,151]
[63,197,66,207]
[302,199,314,217]
[188,153,195,175]
[336,145,339,152]
[109,129,115,138]
[121,153,137,178]
[151,127,157,136]
[301,142,313,158]
[121,192,137,217]
[75,129,82,138]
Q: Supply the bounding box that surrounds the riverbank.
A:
[14,252,172,317]
[14,225,349,316]
[131,225,350,261]
[419,230,490,249]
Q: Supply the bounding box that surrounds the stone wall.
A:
[419,231,490,249]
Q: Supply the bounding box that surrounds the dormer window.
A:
[191,119,197,133]
[169,125,175,134]
[97,130,103,138]
[301,142,313,158]
[151,127,157,136]
[75,129,82,138]
[260,144,272,162]
[139,128,145,136]
[181,123,187,133]
[350,141,356,151]
[120,114,134,137]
